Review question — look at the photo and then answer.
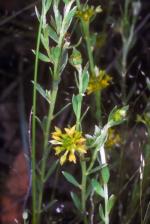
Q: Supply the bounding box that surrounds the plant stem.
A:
[100,146,109,224]
[81,160,88,224]
[95,91,102,125]
[75,67,88,223]
[83,23,95,75]
[37,27,64,223]
[82,17,102,124]
[104,182,109,224]
[37,84,58,223]
[32,10,43,224]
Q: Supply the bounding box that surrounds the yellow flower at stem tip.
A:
[87,70,112,95]
[50,125,87,165]
[76,5,102,23]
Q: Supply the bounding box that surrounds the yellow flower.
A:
[105,128,121,148]
[50,125,87,165]
[87,70,112,95]
[76,5,102,23]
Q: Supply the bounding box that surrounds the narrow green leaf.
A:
[35,6,40,21]
[99,204,105,222]
[53,2,62,33]
[31,81,50,103]
[88,165,103,175]
[63,0,75,17]
[53,103,71,120]
[60,49,68,73]
[101,166,110,184]
[44,160,59,182]
[90,127,108,149]
[47,25,58,43]
[32,50,50,62]
[71,192,81,210]
[82,70,89,93]
[41,33,49,51]
[42,116,48,133]
[86,183,92,199]
[51,46,61,62]
[45,0,53,13]
[80,106,89,123]
[63,7,76,34]
[107,194,116,214]
[72,94,82,117]
[92,179,104,198]
[62,171,81,189]
[35,115,42,130]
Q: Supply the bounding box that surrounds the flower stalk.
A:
[100,146,109,224]
[32,7,43,224]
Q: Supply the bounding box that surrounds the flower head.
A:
[105,128,122,148]
[111,108,127,123]
[76,5,102,23]
[50,125,87,165]
[87,70,112,95]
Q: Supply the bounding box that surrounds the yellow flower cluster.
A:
[50,125,87,165]
[76,5,102,23]
[87,70,112,95]
[105,128,121,148]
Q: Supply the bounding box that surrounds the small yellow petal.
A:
[54,146,62,155]
[52,135,61,141]
[60,151,68,165]
[69,152,76,163]
[77,137,86,144]
[65,125,76,136]
[54,127,62,135]
[77,146,87,154]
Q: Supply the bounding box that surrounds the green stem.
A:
[81,160,88,224]
[37,83,58,223]
[87,147,98,174]
[75,69,88,223]
[81,16,102,124]
[83,22,95,75]
[32,10,43,224]
[100,146,109,224]
[104,183,109,224]
[95,91,102,125]
[37,29,64,223]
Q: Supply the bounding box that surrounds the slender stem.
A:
[95,91,102,125]
[37,28,64,222]
[31,10,43,224]
[104,182,109,224]
[87,147,99,174]
[81,17,102,124]
[75,68,88,223]
[83,23,95,75]
[37,84,58,223]
[100,146,109,224]
[81,160,88,224]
